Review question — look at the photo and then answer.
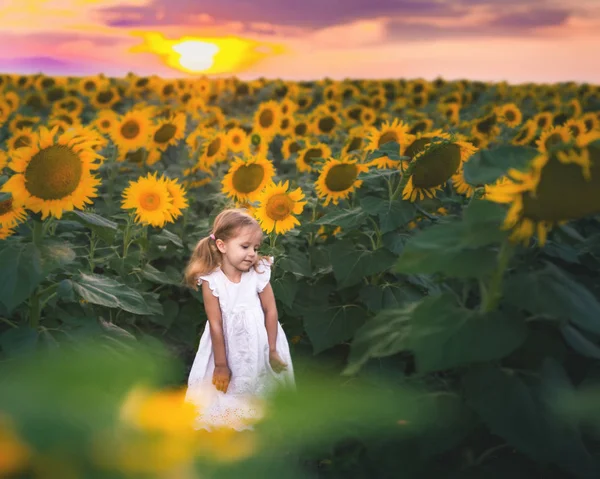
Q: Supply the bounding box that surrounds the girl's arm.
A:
[259,282,278,352]
[260,283,288,373]
[202,281,231,392]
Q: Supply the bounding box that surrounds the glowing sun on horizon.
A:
[131,32,287,75]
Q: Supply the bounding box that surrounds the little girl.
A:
[183,208,295,431]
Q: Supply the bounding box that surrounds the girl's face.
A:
[218,226,263,272]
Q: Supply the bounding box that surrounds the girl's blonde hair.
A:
[183,208,264,289]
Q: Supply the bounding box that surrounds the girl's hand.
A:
[213,365,231,393]
[269,351,288,374]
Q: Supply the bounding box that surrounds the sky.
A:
[1,0,599,83]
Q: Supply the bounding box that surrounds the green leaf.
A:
[303,304,367,354]
[361,196,417,233]
[395,223,499,278]
[315,208,368,230]
[66,210,118,243]
[70,273,161,316]
[0,243,43,312]
[359,283,422,312]
[329,240,397,288]
[141,264,182,286]
[561,325,600,359]
[464,366,597,478]
[39,240,77,275]
[278,249,312,277]
[292,278,336,316]
[504,262,600,336]
[0,327,39,357]
[151,228,183,248]
[272,275,299,309]
[463,145,538,185]
[407,295,528,373]
[148,299,179,327]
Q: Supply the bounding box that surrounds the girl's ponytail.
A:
[183,235,221,289]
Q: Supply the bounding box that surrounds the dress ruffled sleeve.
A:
[256,256,274,293]
[197,269,220,298]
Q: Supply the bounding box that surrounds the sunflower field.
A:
[1,73,600,478]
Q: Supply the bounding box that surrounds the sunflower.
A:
[90,87,120,110]
[3,92,20,112]
[360,107,377,126]
[111,110,153,154]
[581,112,600,133]
[311,111,339,136]
[451,166,476,198]
[564,119,587,139]
[3,126,103,219]
[22,92,46,112]
[403,140,476,202]
[278,115,294,136]
[254,181,306,234]
[485,140,600,246]
[7,128,36,150]
[496,103,522,127]
[54,97,85,117]
[122,173,174,228]
[512,120,538,146]
[532,112,554,131]
[296,142,332,173]
[0,191,28,229]
[226,127,247,153]
[440,103,460,125]
[315,156,368,205]
[341,126,370,156]
[0,151,7,170]
[253,100,281,138]
[471,114,500,138]
[9,115,40,133]
[48,112,82,132]
[535,126,572,153]
[0,100,12,124]
[92,110,119,135]
[403,130,450,160]
[279,98,298,117]
[78,75,107,96]
[365,118,412,168]
[296,94,313,111]
[243,133,270,159]
[151,113,186,152]
[292,117,310,137]
[281,138,304,160]
[222,156,276,202]
[198,131,227,170]
[163,177,189,220]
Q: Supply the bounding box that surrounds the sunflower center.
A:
[544,133,566,151]
[303,148,324,165]
[41,78,55,89]
[232,164,265,193]
[288,141,301,154]
[347,107,362,121]
[136,78,149,88]
[412,143,462,189]
[163,84,174,96]
[0,197,13,216]
[568,124,582,137]
[97,91,114,104]
[232,135,242,145]
[139,191,162,211]
[14,135,31,149]
[347,137,363,152]
[154,124,177,144]
[405,138,432,159]
[318,116,336,133]
[378,131,398,147]
[476,115,497,135]
[121,120,141,140]
[281,118,290,130]
[24,145,83,200]
[266,193,293,221]
[505,110,516,122]
[410,121,428,135]
[236,84,249,96]
[207,137,222,157]
[17,120,36,129]
[522,147,600,222]
[83,80,96,92]
[259,109,274,128]
[515,126,532,142]
[126,149,146,164]
[100,119,111,129]
[295,123,308,136]
[325,164,359,192]
[26,96,44,112]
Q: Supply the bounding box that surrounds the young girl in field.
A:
[183,208,295,431]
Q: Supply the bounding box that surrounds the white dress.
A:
[185,257,295,431]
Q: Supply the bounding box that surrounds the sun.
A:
[172,40,219,72]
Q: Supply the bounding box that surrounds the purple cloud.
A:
[491,9,570,28]
[99,0,458,29]
[0,57,92,76]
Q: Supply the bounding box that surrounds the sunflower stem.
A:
[481,240,514,313]
[390,175,407,201]
[32,219,44,247]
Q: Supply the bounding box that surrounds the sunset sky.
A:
[1,0,599,83]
